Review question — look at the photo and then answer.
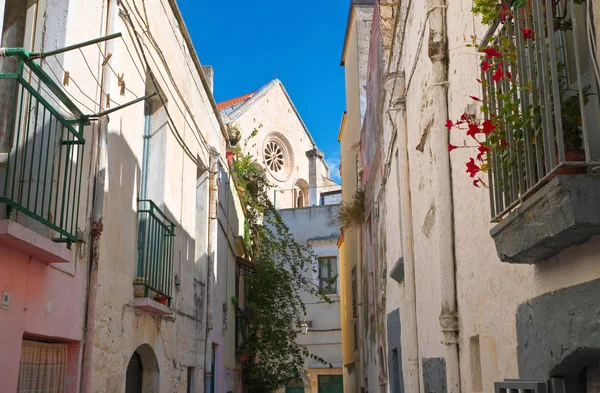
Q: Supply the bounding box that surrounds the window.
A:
[140,96,168,203]
[17,340,68,393]
[264,141,284,172]
[187,367,195,393]
[318,375,343,393]
[294,180,309,208]
[319,257,337,294]
[262,133,294,181]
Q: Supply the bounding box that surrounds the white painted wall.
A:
[30,0,245,392]
[278,205,343,391]
[364,2,600,393]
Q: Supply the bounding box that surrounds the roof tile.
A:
[216,92,256,110]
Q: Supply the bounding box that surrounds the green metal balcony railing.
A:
[0,49,86,247]
[135,199,175,306]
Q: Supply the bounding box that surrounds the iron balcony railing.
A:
[0,49,86,247]
[480,0,599,221]
[135,199,175,306]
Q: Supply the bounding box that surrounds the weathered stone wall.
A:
[372,2,600,393]
[71,0,240,392]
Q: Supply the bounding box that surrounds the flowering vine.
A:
[448,1,538,187]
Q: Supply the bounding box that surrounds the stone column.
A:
[306,148,324,206]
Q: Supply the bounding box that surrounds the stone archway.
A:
[125,344,160,393]
[294,179,309,207]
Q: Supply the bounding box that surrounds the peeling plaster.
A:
[421,203,436,237]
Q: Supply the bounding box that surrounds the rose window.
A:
[264,142,285,172]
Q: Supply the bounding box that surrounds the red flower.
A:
[492,65,505,82]
[482,119,495,135]
[473,178,482,188]
[506,70,512,80]
[481,61,492,72]
[467,123,480,139]
[501,4,509,23]
[477,144,490,161]
[482,47,503,58]
[448,143,458,152]
[460,113,469,121]
[466,158,481,178]
[476,78,483,84]
[520,27,534,40]
[239,354,250,363]
[446,119,454,130]
[469,96,482,102]
[501,139,509,146]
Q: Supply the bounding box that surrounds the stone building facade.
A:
[218,79,341,209]
[0,0,246,392]
[279,204,344,393]
[340,1,600,393]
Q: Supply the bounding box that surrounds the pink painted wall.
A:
[0,243,86,393]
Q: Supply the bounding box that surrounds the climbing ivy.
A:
[229,130,332,393]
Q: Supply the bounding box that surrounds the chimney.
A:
[202,65,214,94]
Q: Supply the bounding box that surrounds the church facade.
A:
[218,79,340,209]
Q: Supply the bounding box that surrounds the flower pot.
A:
[154,295,168,306]
[555,149,586,176]
[226,151,235,164]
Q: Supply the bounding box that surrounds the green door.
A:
[286,378,305,393]
[318,375,343,393]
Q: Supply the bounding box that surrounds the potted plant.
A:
[154,294,168,306]
[226,150,235,164]
[449,1,592,188]
[228,124,242,146]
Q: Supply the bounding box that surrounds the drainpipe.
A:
[428,2,461,393]
[80,1,116,392]
[204,149,218,393]
[391,72,421,393]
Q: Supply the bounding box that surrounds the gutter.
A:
[166,0,229,143]
[428,2,461,393]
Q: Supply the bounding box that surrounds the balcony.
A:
[134,199,175,315]
[479,0,600,263]
[0,49,86,261]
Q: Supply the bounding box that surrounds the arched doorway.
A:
[125,344,159,393]
[126,352,143,393]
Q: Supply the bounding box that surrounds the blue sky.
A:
[178,0,349,183]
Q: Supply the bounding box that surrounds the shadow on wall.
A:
[517,278,600,393]
[96,125,207,392]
